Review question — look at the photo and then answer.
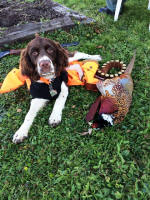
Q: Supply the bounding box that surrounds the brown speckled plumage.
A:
[96,53,136,124]
[86,53,136,127]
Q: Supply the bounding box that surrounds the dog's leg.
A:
[49,82,68,127]
[68,52,102,62]
[13,98,48,144]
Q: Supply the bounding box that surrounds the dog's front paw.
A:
[49,112,62,127]
[13,129,28,144]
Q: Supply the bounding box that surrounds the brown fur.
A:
[20,35,69,81]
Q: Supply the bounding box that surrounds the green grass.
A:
[0,0,150,199]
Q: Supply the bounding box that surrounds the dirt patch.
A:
[0,0,94,46]
[0,0,64,27]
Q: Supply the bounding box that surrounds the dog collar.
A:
[95,60,126,80]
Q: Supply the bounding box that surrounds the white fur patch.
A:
[13,98,48,143]
[68,52,102,62]
[49,82,68,126]
[37,55,55,79]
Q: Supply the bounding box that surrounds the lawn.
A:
[0,0,150,199]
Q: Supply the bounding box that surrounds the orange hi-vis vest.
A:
[0,60,99,94]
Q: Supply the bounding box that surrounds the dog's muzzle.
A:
[39,60,51,74]
[37,57,55,77]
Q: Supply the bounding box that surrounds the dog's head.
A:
[20,35,68,80]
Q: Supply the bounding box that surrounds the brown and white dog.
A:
[13,35,102,143]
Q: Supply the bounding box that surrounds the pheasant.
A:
[86,52,136,129]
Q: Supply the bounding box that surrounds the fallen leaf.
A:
[17,108,22,112]
[95,29,101,34]
[96,45,104,49]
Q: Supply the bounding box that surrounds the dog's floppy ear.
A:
[20,48,40,81]
[55,42,69,69]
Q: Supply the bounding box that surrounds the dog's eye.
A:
[32,51,38,56]
[47,48,54,54]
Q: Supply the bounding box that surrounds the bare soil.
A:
[0,0,64,27]
[0,0,93,46]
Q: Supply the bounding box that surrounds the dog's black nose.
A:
[40,60,50,68]
[39,60,51,74]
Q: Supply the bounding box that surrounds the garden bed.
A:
[0,0,94,46]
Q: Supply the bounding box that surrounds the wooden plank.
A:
[52,3,95,22]
[0,16,74,46]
